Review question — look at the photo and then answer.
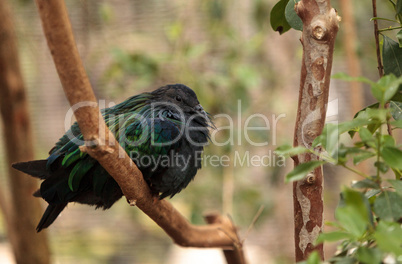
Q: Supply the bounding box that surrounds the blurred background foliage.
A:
[0,0,398,263]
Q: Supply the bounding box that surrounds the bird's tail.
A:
[36,203,67,232]
[12,160,68,232]
[12,160,50,179]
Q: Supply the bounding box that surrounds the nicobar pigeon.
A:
[12,84,213,232]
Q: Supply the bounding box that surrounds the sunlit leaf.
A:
[335,188,371,238]
[382,135,396,147]
[374,221,402,256]
[285,160,324,182]
[352,102,379,119]
[316,231,354,244]
[306,251,321,264]
[332,72,375,85]
[313,123,340,155]
[274,144,310,157]
[382,75,402,102]
[358,127,373,143]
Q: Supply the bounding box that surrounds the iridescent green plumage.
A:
[12,84,212,232]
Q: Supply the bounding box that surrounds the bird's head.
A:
[150,84,212,127]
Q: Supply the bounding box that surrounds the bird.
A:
[12,84,213,232]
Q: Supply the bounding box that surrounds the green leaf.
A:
[285,0,302,31]
[371,83,384,103]
[352,178,380,189]
[370,75,402,104]
[383,35,402,77]
[285,160,325,182]
[382,135,396,147]
[391,119,402,128]
[313,123,339,155]
[384,75,402,102]
[365,107,389,122]
[374,161,390,173]
[365,189,381,199]
[373,191,402,221]
[335,188,371,238]
[356,247,382,264]
[391,90,402,102]
[391,168,402,179]
[352,151,376,165]
[390,100,402,120]
[374,221,402,256]
[358,127,374,143]
[388,179,402,195]
[274,144,310,157]
[332,72,375,85]
[270,0,291,34]
[352,102,379,119]
[382,146,402,170]
[316,231,354,244]
[397,30,402,48]
[306,251,321,264]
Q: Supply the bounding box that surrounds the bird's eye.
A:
[175,95,182,102]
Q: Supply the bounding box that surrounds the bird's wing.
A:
[122,117,182,158]
[46,115,182,194]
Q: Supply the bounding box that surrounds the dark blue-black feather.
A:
[12,84,212,231]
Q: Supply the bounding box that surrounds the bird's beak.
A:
[194,104,208,118]
[194,104,204,112]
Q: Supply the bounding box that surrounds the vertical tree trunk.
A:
[293,0,339,261]
[0,1,51,264]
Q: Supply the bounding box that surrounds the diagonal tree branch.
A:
[34,0,245,263]
[292,0,339,261]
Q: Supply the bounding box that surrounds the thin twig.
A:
[242,205,264,243]
[372,0,384,77]
[372,0,393,135]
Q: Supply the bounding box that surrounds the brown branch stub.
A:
[34,1,244,263]
[293,0,339,261]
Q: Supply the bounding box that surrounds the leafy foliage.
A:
[270,0,291,34]
[270,0,302,34]
[270,1,402,262]
[277,74,402,263]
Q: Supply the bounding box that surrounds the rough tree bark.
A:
[0,1,51,264]
[292,0,339,261]
[34,1,245,263]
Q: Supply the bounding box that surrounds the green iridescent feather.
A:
[47,92,182,193]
